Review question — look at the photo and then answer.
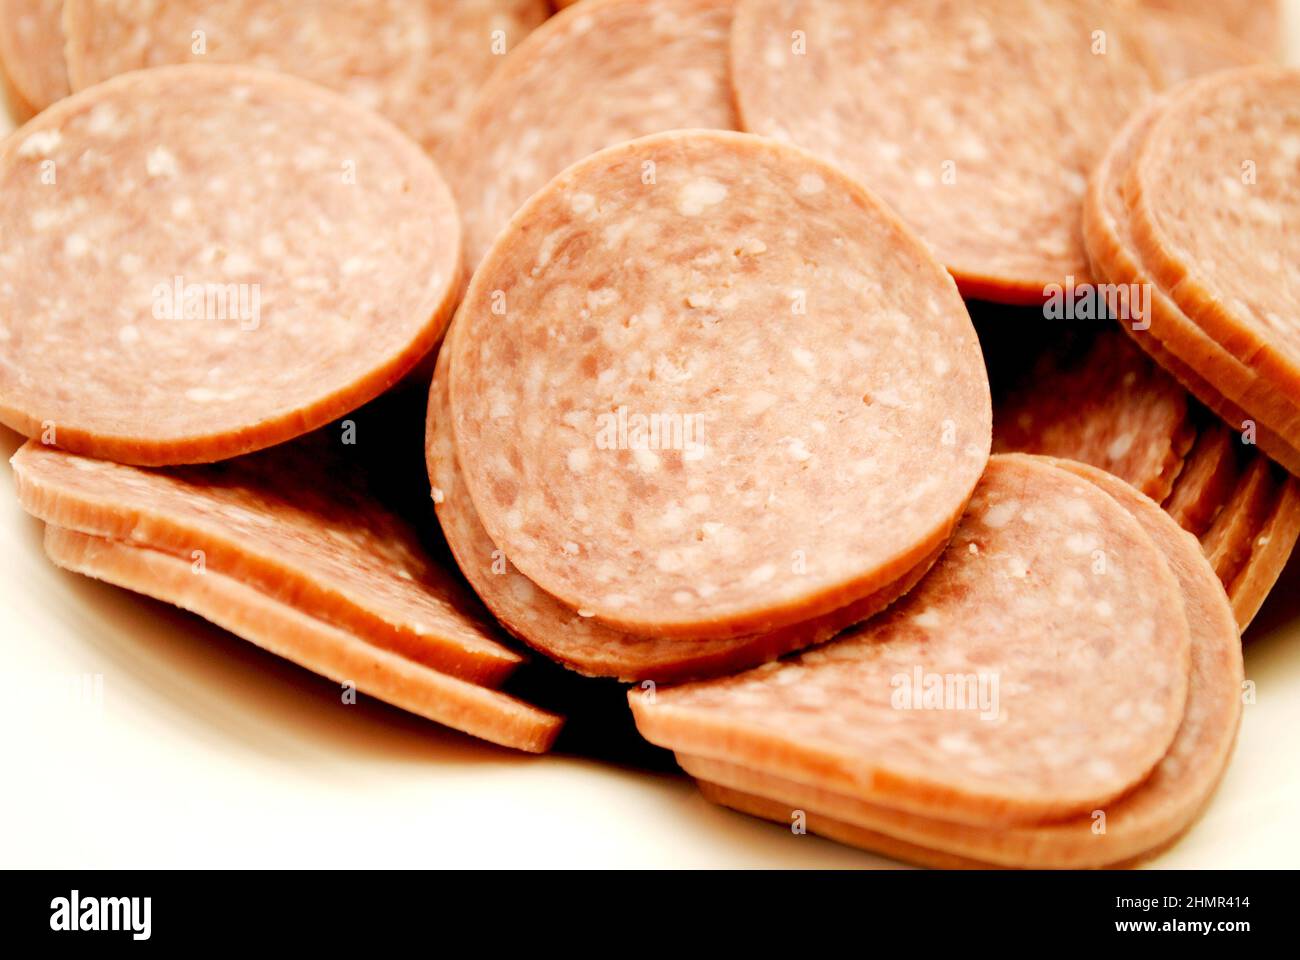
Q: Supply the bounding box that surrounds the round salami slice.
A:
[1126,68,1300,407]
[10,437,523,687]
[631,455,1193,827]
[0,65,461,466]
[61,0,549,159]
[0,0,69,119]
[678,458,1241,868]
[427,324,942,682]
[731,0,1163,303]
[43,526,562,753]
[450,130,990,641]
[446,0,737,270]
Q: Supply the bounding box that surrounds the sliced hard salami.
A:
[677,458,1240,868]
[1202,456,1281,591]
[0,0,69,119]
[1125,68,1300,408]
[992,324,1195,502]
[450,130,990,640]
[10,438,523,686]
[427,323,942,682]
[0,65,461,465]
[730,0,1166,303]
[61,0,548,159]
[43,526,562,753]
[631,455,1192,827]
[447,0,737,269]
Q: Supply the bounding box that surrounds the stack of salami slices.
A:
[1084,67,1300,481]
[632,454,1244,868]
[991,323,1300,630]
[429,128,992,682]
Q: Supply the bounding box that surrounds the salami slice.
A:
[678,458,1241,868]
[43,526,562,753]
[10,438,523,686]
[1202,456,1281,591]
[992,324,1195,502]
[1163,421,1241,537]
[1228,476,1300,630]
[61,0,548,159]
[1082,93,1300,470]
[1126,68,1300,408]
[428,322,942,682]
[631,455,1192,827]
[730,0,1170,303]
[450,130,990,640]
[1138,0,1283,60]
[0,0,69,119]
[446,0,737,269]
[0,65,461,465]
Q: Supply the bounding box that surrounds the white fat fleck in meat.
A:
[790,347,816,372]
[17,129,61,157]
[797,173,826,195]
[566,448,590,474]
[676,176,728,216]
[145,145,180,178]
[981,500,1019,528]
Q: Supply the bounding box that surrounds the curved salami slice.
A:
[992,325,1194,502]
[0,0,69,119]
[0,65,461,465]
[1228,476,1300,630]
[1082,93,1300,467]
[678,458,1241,868]
[1163,422,1241,537]
[1126,68,1300,408]
[43,526,562,753]
[450,130,990,640]
[61,0,548,159]
[447,0,737,269]
[631,455,1192,827]
[1202,456,1280,591]
[10,438,523,686]
[730,0,1165,303]
[428,324,941,682]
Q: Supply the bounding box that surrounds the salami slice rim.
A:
[0,0,69,120]
[0,63,462,466]
[10,438,524,687]
[631,455,1193,828]
[42,525,563,754]
[449,128,990,640]
[1124,66,1300,408]
[1162,421,1242,537]
[427,324,943,682]
[680,457,1241,868]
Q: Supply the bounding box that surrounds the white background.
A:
[2,9,1299,869]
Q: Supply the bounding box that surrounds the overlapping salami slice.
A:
[447,0,737,269]
[1138,0,1283,60]
[0,65,461,465]
[61,0,548,159]
[1163,421,1241,535]
[11,438,523,686]
[1125,68,1300,408]
[0,0,69,119]
[449,130,990,641]
[42,526,562,753]
[675,458,1241,868]
[428,322,942,682]
[729,0,1177,303]
[992,324,1195,502]
[1082,76,1300,477]
[631,455,1192,827]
